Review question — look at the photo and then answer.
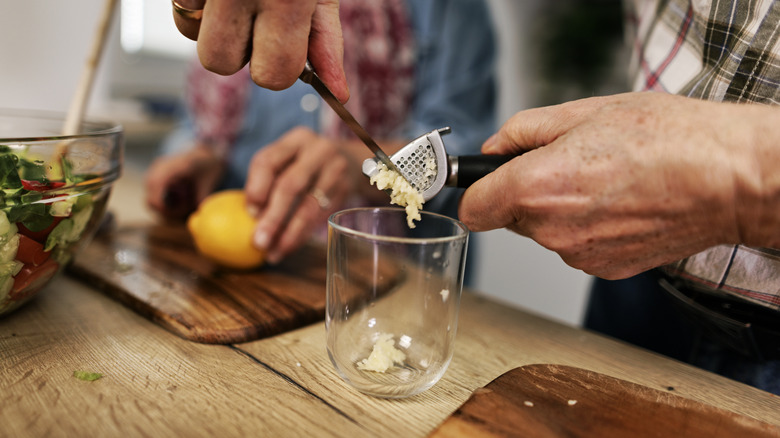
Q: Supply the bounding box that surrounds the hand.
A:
[458,92,769,279]
[245,127,355,263]
[145,144,225,221]
[171,0,348,102]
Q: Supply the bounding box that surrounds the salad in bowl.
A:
[0,110,122,316]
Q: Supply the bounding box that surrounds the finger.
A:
[248,0,319,91]
[197,0,255,76]
[244,147,299,211]
[312,154,350,208]
[145,158,197,219]
[302,154,350,216]
[261,140,326,214]
[251,152,320,252]
[145,157,186,212]
[482,97,604,155]
[244,128,319,209]
[307,0,349,102]
[251,132,342,254]
[251,178,311,255]
[458,157,528,232]
[145,164,171,213]
[171,0,205,41]
[268,157,349,262]
[265,197,321,263]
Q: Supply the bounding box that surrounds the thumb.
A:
[482,100,588,155]
[458,157,526,232]
[308,2,349,103]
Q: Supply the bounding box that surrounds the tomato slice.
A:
[16,234,50,266]
[10,258,60,301]
[20,180,66,192]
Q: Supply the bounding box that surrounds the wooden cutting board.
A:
[430,364,780,438]
[67,223,394,345]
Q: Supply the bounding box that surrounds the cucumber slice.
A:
[0,260,23,277]
[0,211,9,235]
[50,199,74,217]
[44,218,73,252]
[0,275,13,304]
[42,200,93,252]
[66,203,93,242]
[0,233,19,263]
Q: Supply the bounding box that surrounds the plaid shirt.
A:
[627,0,780,309]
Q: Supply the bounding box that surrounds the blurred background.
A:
[0,0,629,326]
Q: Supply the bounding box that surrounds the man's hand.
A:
[171,0,348,102]
[145,143,225,220]
[459,92,770,279]
[245,127,355,263]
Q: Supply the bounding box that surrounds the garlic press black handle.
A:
[448,154,515,188]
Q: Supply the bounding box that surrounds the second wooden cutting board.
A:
[67,223,393,344]
[429,364,780,438]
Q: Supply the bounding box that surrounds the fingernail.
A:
[254,230,270,249]
[482,134,498,153]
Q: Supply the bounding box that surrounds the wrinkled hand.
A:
[145,144,225,221]
[171,0,348,102]
[245,127,355,264]
[458,92,762,280]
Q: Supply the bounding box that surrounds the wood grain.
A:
[3,278,780,437]
[0,277,363,438]
[241,292,780,437]
[429,364,780,438]
[67,223,397,344]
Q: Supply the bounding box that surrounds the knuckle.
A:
[288,126,314,139]
[199,59,242,77]
[249,66,298,91]
[249,150,269,169]
[330,154,349,172]
[277,173,308,195]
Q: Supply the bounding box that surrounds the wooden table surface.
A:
[1,166,779,437]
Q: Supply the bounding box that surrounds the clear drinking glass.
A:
[326,207,469,398]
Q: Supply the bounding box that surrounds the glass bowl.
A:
[0,109,123,316]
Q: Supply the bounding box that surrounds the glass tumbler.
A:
[326,207,469,398]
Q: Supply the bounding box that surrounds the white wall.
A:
[0,0,112,113]
[471,1,592,326]
[0,0,594,327]
[0,0,191,117]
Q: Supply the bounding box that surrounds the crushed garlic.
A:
[369,163,424,228]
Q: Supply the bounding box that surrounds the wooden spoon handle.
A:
[61,0,119,138]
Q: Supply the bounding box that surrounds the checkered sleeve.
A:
[628,0,780,309]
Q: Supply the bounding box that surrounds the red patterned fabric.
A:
[185,59,251,158]
[323,0,416,140]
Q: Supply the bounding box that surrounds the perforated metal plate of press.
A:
[362,127,451,201]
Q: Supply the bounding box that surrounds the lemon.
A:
[186,189,265,269]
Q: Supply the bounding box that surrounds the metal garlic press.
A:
[362,127,513,202]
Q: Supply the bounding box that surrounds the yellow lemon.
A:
[186,189,265,269]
